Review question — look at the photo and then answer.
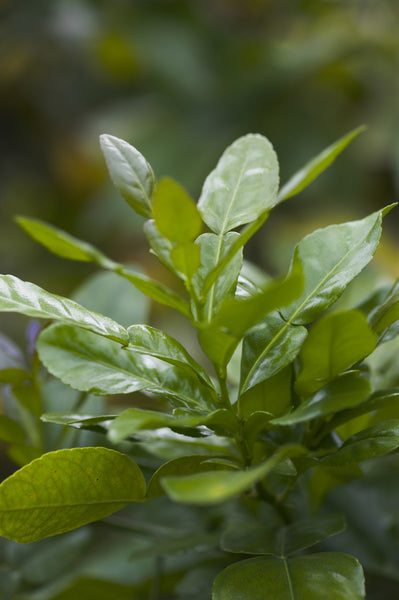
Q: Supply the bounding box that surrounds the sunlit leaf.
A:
[153,177,202,243]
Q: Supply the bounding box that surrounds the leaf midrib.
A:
[0,498,137,512]
[241,218,379,391]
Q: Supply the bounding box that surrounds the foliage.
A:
[0,128,399,598]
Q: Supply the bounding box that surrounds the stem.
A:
[149,557,163,600]
[54,392,89,449]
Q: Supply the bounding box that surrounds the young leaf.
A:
[162,445,304,505]
[152,177,202,243]
[16,216,114,268]
[100,134,155,217]
[170,242,201,281]
[0,275,128,344]
[240,312,308,394]
[37,324,216,412]
[0,447,146,543]
[127,324,214,389]
[271,372,371,426]
[238,366,292,420]
[198,134,279,235]
[277,125,366,202]
[212,552,365,600]
[295,310,377,397]
[280,206,391,325]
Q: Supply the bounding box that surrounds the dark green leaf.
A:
[212,552,365,599]
[153,177,202,243]
[198,134,279,235]
[0,415,26,444]
[368,279,399,341]
[272,372,371,426]
[295,310,377,397]
[0,447,146,542]
[277,125,366,202]
[0,275,128,344]
[100,134,155,217]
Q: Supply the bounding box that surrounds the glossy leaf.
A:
[37,324,215,411]
[212,552,365,600]
[16,216,114,268]
[127,324,213,388]
[108,407,237,443]
[153,177,202,243]
[221,514,345,556]
[321,419,399,466]
[272,372,371,426]
[277,126,366,202]
[162,445,304,505]
[0,275,128,344]
[0,447,146,543]
[280,207,391,325]
[144,219,176,272]
[240,312,307,393]
[193,232,243,323]
[295,311,377,397]
[198,134,279,235]
[100,134,155,217]
[368,279,399,341]
[41,413,112,430]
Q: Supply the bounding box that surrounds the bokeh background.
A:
[1,0,398,342]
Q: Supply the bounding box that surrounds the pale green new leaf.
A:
[198,134,279,234]
[272,372,371,426]
[0,275,128,344]
[162,445,304,505]
[295,310,377,397]
[277,125,366,202]
[16,216,114,268]
[0,447,146,543]
[100,134,155,217]
[153,177,202,243]
[37,324,216,412]
[171,242,201,281]
[127,324,214,388]
[212,552,365,600]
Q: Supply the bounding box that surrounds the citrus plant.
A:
[0,126,398,599]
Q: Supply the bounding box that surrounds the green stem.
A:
[54,392,89,449]
[149,556,163,600]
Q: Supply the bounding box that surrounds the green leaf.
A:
[100,134,155,217]
[127,324,214,389]
[153,177,202,243]
[0,415,26,444]
[16,216,114,268]
[321,419,399,466]
[239,366,292,420]
[212,552,365,600]
[170,242,201,281]
[41,413,112,430]
[72,271,149,328]
[0,447,146,543]
[147,454,235,499]
[116,265,190,318]
[108,407,238,443]
[144,219,176,273]
[197,326,238,370]
[280,207,391,325]
[295,310,377,397]
[193,232,243,323]
[326,389,399,433]
[162,445,304,505]
[198,134,279,235]
[221,514,345,556]
[0,275,128,344]
[37,324,216,412]
[240,312,307,394]
[7,443,43,467]
[277,126,366,202]
[272,372,371,426]
[368,279,399,341]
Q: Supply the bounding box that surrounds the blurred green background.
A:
[1,0,398,322]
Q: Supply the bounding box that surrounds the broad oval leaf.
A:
[16,216,114,268]
[212,552,365,600]
[295,310,377,397]
[277,126,366,202]
[100,134,155,217]
[198,134,279,235]
[0,275,128,344]
[170,242,201,281]
[162,445,304,505]
[153,177,202,243]
[0,447,146,543]
[280,207,391,325]
[272,372,371,426]
[37,324,216,412]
